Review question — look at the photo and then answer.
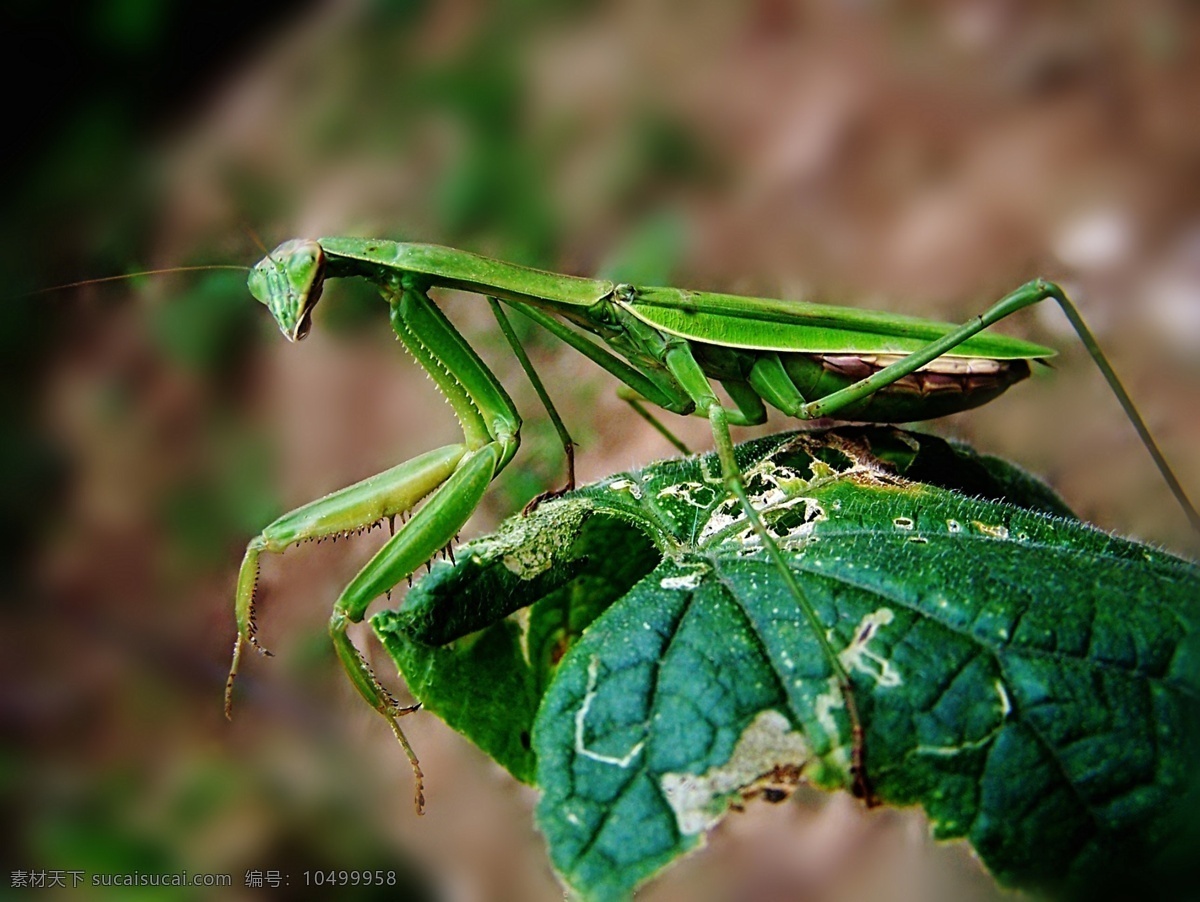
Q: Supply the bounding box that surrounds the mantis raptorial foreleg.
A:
[225,445,468,701]
[227,283,520,814]
[329,441,502,814]
[224,443,469,812]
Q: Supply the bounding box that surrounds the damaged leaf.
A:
[372,427,1200,901]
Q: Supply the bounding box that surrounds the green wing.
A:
[625,287,1056,359]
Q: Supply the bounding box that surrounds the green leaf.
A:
[373,427,1200,900]
[373,498,660,782]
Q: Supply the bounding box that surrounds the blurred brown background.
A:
[5,1,1200,900]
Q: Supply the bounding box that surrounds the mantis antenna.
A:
[22,265,252,299]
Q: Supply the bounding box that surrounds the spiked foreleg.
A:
[225,445,468,717]
[319,285,519,813]
[330,442,503,816]
[229,282,521,814]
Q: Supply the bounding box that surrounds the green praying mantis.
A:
[215,236,1198,816]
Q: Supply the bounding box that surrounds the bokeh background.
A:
[5,1,1200,900]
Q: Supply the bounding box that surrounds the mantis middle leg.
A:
[661,343,875,801]
[486,298,579,510]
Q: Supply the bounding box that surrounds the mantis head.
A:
[247,239,327,341]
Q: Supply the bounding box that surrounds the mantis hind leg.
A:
[801,279,1200,533]
[663,344,874,802]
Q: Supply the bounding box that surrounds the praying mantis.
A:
[221,236,1198,816]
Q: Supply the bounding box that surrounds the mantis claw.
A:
[226,545,275,717]
[247,632,274,657]
[224,636,244,720]
[383,699,426,816]
[522,486,564,515]
[331,615,429,814]
[522,440,577,516]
